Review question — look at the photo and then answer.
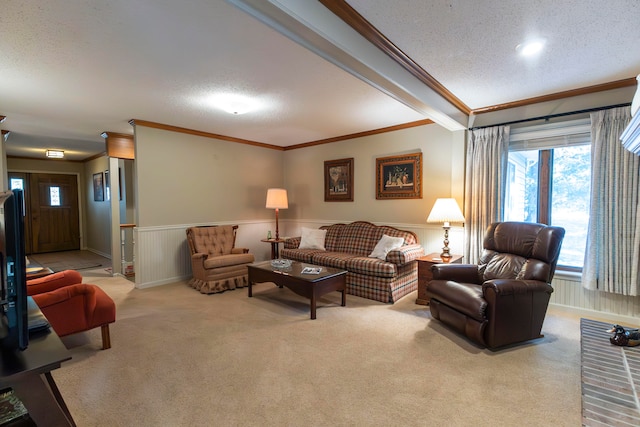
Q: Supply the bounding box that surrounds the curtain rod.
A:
[469,102,631,131]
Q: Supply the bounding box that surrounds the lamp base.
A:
[440,226,452,260]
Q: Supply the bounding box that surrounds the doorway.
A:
[9,172,80,254]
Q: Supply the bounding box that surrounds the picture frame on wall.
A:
[324,158,354,202]
[375,152,423,199]
[105,170,110,201]
[93,172,104,202]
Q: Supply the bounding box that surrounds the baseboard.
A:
[549,302,640,326]
[135,275,191,289]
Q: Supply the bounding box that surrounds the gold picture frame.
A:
[376,152,422,199]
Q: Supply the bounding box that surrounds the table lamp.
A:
[426,198,465,259]
[265,188,288,240]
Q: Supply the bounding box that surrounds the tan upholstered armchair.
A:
[186,225,255,294]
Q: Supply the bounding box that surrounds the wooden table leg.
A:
[11,372,75,426]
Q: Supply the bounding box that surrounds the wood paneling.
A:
[102,132,135,159]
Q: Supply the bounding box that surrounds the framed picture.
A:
[376,152,422,199]
[105,170,110,201]
[324,158,354,202]
[93,172,104,202]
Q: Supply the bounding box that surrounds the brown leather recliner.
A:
[427,221,565,349]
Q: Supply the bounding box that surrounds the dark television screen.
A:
[0,189,28,351]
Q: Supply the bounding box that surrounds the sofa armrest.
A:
[385,244,425,265]
[284,237,301,249]
[431,264,481,283]
[231,247,250,254]
[27,270,83,296]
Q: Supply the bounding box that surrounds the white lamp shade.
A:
[266,188,288,209]
[427,198,464,223]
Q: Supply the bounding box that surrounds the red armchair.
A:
[27,270,116,350]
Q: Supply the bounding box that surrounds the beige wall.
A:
[283,123,465,225]
[84,156,110,256]
[134,126,285,228]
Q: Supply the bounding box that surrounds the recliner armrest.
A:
[431,264,481,283]
[231,247,250,254]
[482,279,553,296]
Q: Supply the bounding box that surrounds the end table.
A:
[416,252,463,305]
[261,238,286,259]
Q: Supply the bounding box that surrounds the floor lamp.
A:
[265,188,288,240]
[427,198,465,259]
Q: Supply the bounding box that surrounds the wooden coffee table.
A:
[26,265,55,280]
[247,261,347,319]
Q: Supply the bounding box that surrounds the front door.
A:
[9,172,80,254]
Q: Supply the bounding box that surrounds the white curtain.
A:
[464,125,509,263]
[582,106,640,295]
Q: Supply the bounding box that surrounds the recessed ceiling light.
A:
[516,40,545,57]
[205,93,262,115]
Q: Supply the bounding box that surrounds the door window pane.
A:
[50,186,61,206]
[10,178,23,190]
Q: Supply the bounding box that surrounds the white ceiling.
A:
[1,0,639,161]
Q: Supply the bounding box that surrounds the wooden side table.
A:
[416,252,463,305]
[261,238,286,259]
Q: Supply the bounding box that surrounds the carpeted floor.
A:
[51,270,587,426]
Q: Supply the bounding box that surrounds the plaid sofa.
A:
[281,221,424,303]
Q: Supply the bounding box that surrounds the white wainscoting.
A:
[134,220,279,289]
[550,275,640,324]
[133,219,640,323]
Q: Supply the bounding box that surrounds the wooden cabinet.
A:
[416,253,463,305]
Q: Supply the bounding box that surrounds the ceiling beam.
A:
[228,0,468,131]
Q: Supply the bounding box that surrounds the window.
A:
[10,178,23,190]
[50,186,61,206]
[504,119,591,269]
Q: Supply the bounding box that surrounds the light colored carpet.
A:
[52,271,583,426]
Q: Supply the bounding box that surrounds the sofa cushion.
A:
[369,234,405,260]
[311,252,357,269]
[299,227,327,250]
[280,248,323,263]
[345,257,397,278]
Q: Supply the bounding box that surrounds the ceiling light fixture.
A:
[45,150,64,158]
[516,40,545,57]
[206,93,261,115]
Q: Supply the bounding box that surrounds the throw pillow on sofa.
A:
[299,227,327,250]
[369,234,404,260]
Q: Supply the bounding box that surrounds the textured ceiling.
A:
[0,0,639,160]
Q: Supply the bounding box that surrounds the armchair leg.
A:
[101,324,111,350]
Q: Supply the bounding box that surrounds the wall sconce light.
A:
[45,150,64,158]
[427,198,465,259]
[265,188,288,240]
